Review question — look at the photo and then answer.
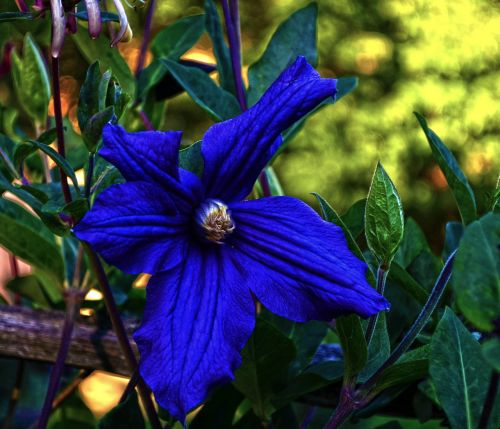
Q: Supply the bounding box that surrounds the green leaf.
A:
[288,320,327,375]
[73,25,134,95]
[340,198,366,240]
[415,112,477,225]
[11,33,51,124]
[430,308,491,429]
[151,14,205,60]
[74,11,119,23]
[264,166,284,196]
[98,391,145,429]
[77,62,104,134]
[27,140,81,195]
[161,59,240,121]
[204,0,235,94]
[443,221,464,261]
[233,319,296,421]
[0,12,38,22]
[388,262,428,306]
[359,313,390,382]
[336,76,358,101]
[48,392,96,429]
[247,3,318,106]
[372,360,428,395]
[336,314,368,381]
[0,198,64,284]
[82,106,115,152]
[394,218,429,268]
[365,162,404,265]
[453,213,500,331]
[313,193,364,260]
[179,140,203,177]
[7,275,52,308]
[482,338,500,372]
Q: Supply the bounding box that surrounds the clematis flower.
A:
[74,57,389,422]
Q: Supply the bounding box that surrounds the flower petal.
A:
[74,181,188,275]
[228,196,390,320]
[100,124,203,208]
[134,244,255,422]
[201,56,336,202]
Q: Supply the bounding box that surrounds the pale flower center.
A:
[195,199,235,244]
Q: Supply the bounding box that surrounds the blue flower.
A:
[74,57,389,422]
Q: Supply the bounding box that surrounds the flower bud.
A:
[84,0,102,39]
[50,0,66,58]
[111,0,129,47]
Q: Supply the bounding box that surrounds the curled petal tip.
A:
[85,0,102,39]
[110,0,130,46]
[50,0,66,58]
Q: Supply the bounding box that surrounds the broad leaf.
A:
[179,140,203,177]
[394,218,429,268]
[247,3,318,106]
[453,213,500,331]
[0,198,64,285]
[161,59,240,121]
[365,162,404,265]
[430,308,491,429]
[233,319,296,421]
[341,198,366,240]
[415,112,477,225]
[151,14,205,60]
[371,360,428,396]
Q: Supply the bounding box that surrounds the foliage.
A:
[0,1,498,429]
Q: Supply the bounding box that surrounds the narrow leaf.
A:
[415,112,477,225]
[336,314,368,381]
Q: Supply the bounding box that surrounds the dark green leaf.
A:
[365,162,404,265]
[73,25,134,95]
[7,275,52,308]
[74,11,119,23]
[179,140,203,177]
[82,106,115,152]
[27,140,81,195]
[336,76,358,101]
[313,193,364,260]
[37,127,58,145]
[151,14,205,59]
[336,314,368,381]
[48,392,96,429]
[247,3,318,106]
[78,62,104,133]
[388,262,428,306]
[359,313,390,382]
[204,0,235,94]
[0,134,18,180]
[482,338,500,372]
[136,59,167,101]
[11,33,51,124]
[98,391,145,429]
[443,221,464,261]
[372,360,428,395]
[233,319,296,421]
[430,308,491,429]
[264,166,284,196]
[415,112,477,225]
[160,59,240,121]
[0,12,38,22]
[340,198,366,240]
[394,218,429,268]
[0,198,64,284]
[453,213,500,331]
[288,320,327,375]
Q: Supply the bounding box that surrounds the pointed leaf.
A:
[151,14,205,60]
[430,308,491,429]
[247,3,318,106]
[415,112,477,225]
[359,313,390,382]
[365,162,404,265]
[336,314,368,382]
[161,59,240,121]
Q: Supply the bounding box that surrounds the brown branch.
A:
[0,305,139,376]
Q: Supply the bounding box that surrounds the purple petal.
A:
[50,0,66,58]
[74,181,188,275]
[84,0,102,39]
[134,244,255,422]
[110,0,129,47]
[228,196,390,320]
[100,124,202,209]
[201,56,336,202]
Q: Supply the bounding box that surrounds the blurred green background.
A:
[1,0,499,252]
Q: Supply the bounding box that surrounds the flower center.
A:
[195,199,235,244]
